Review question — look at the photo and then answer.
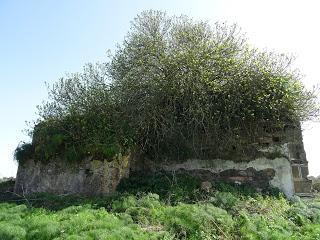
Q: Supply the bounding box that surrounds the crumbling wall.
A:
[14,125,311,197]
[14,154,131,195]
[130,125,311,198]
[154,157,294,197]
[286,128,312,195]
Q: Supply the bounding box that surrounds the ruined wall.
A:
[152,158,294,197]
[15,125,311,198]
[14,154,131,195]
[130,125,311,198]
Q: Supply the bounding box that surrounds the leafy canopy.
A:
[15,10,319,163]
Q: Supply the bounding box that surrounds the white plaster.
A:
[162,157,295,198]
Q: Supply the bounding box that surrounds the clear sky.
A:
[1,0,319,178]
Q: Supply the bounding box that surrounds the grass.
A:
[1,175,320,239]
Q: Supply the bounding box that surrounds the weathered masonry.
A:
[15,125,312,198]
[130,125,312,198]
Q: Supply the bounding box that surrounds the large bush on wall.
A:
[15,10,319,164]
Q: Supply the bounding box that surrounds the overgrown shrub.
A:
[16,10,319,163]
[313,182,320,192]
[287,197,320,225]
[1,179,320,239]
[116,172,204,204]
[110,10,319,160]
[0,179,15,194]
[14,142,34,164]
[0,203,167,240]
[160,203,235,239]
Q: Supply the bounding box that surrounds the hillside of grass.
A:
[1,174,320,240]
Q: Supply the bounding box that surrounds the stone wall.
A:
[14,125,311,198]
[151,157,294,197]
[130,125,311,198]
[14,154,131,196]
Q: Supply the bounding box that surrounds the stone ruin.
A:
[14,125,312,198]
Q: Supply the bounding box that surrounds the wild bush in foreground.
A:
[1,181,320,239]
[0,203,168,240]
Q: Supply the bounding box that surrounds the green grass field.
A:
[1,175,320,239]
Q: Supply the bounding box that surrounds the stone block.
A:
[14,154,132,196]
[294,179,312,193]
[301,166,309,178]
[291,166,300,178]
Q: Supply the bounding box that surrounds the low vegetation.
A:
[1,175,320,239]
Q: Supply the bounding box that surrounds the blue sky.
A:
[1,0,320,177]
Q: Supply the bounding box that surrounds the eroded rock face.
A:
[14,154,131,196]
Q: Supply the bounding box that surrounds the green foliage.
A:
[110,10,319,160]
[117,172,204,205]
[160,203,234,239]
[112,195,138,212]
[16,10,319,162]
[117,172,281,206]
[287,197,320,225]
[0,222,26,240]
[0,203,166,240]
[1,178,320,239]
[110,193,235,238]
[14,142,34,164]
[313,182,320,192]
[0,179,15,193]
[30,106,134,162]
[236,196,293,239]
[212,181,281,198]
[211,191,238,210]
